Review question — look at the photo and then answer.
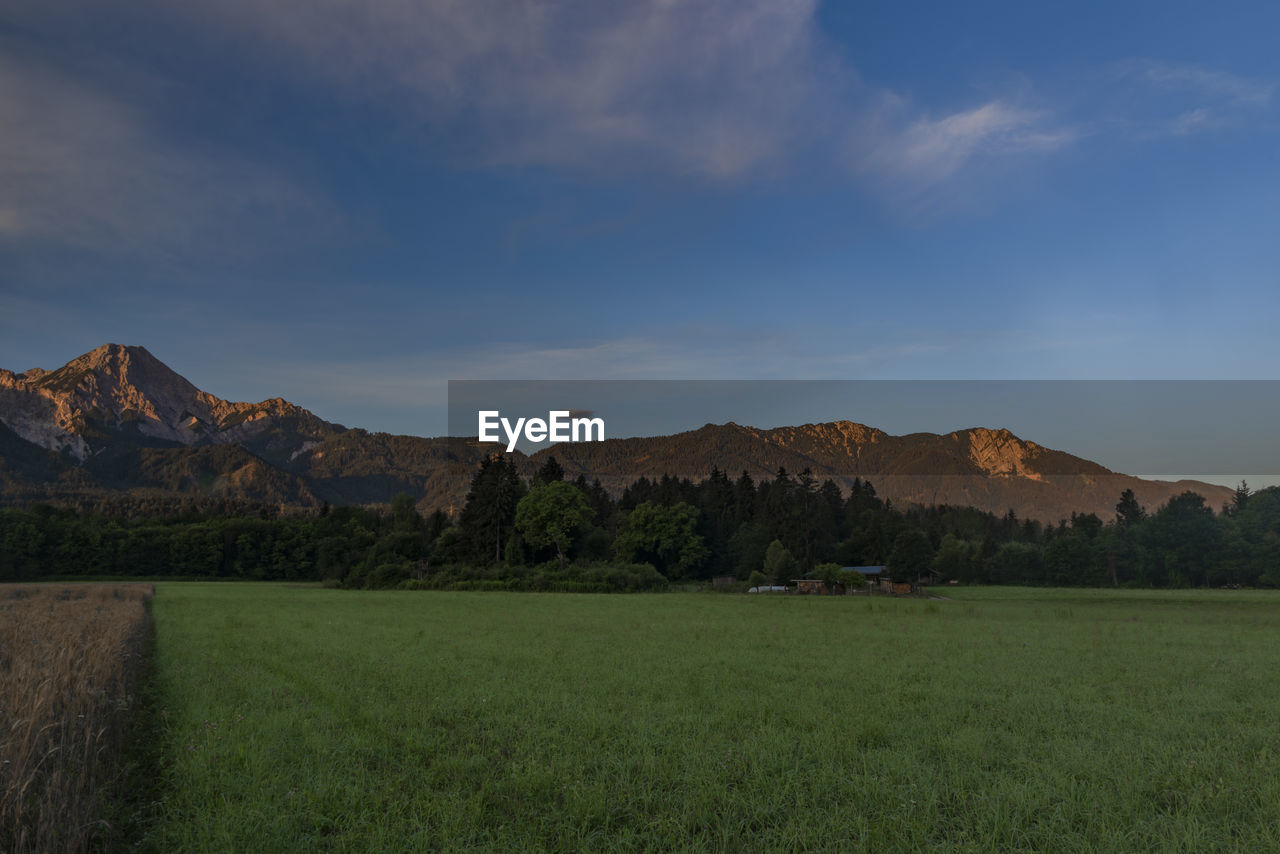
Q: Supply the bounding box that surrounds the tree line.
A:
[3,455,1277,590]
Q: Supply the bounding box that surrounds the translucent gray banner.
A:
[447,380,1280,484]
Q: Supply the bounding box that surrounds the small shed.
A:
[711,575,739,588]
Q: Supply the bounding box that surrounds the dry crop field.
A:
[0,583,153,853]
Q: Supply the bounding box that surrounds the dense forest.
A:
[3,454,1277,591]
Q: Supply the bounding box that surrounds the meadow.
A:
[138,584,1280,852]
[0,583,152,853]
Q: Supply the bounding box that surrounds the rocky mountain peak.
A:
[827,420,886,444]
[32,343,201,413]
[0,344,333,460]
[962,426,1044,479]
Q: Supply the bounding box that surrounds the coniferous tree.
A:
[1115,489,1146,528]
[734,471,757,524]
[1227,480,1252,517]
[533,455,565,487]
[458,455,526,565]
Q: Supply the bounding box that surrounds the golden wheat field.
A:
[0,583,153,853]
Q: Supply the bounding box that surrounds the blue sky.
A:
[3,0,1278,459]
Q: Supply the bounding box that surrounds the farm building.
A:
[786,566,920,596]
[834,566,916,595]
[844,566,884,583]
[792,578,843,595]
[841,566,889,594]
[791,567,894,596]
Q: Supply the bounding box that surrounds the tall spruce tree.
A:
[1115,489,1146,528]
[1228,480,1252,517]
[533,455,565,486]
[458,455,526,565]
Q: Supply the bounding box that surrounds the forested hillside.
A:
[4,455,1273,591]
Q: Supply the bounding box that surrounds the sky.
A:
[3,0,1279,474]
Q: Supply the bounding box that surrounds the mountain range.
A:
[0,344,1234,521]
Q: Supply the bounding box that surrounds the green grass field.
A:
[137,585,1280,852]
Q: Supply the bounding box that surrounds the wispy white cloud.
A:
[853,99,1076,194]
[6,1,1269,249]
[145,0,837,181]
[1111,60,1273,137]
[0,51,334,255]
[1137,61,1273,108]
[97,0,1072,194]
[1171,107,1216,135]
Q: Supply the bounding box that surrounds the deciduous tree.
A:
[614,501,707,579]
[515,481,594,568]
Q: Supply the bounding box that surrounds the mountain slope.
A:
[0,345,1236,520]
[532,421,1232,522]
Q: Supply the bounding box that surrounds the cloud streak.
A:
[4,2,1270,255]
[0,51,333,256]
[152,0,842,180]
[1138,61,1273,108]
[111,0,1074,193]
[1110,60,1273,137]
[853,99,1077,195]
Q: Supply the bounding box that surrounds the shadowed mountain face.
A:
[529,422,1232,523]
[0,345,1234,520]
